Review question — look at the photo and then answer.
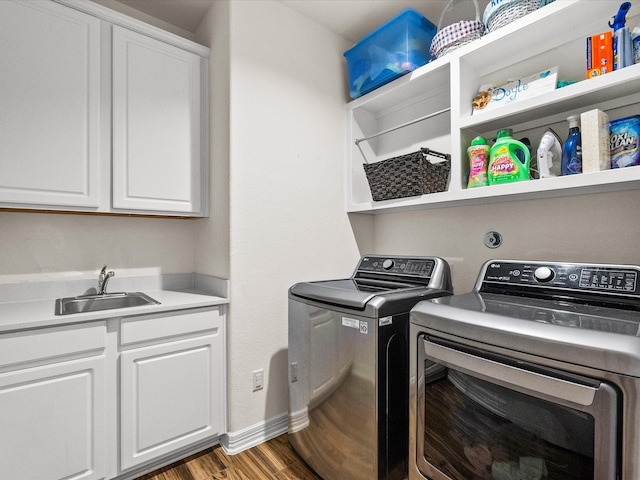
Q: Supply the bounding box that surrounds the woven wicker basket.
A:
[483,0,540,33]
[363,148,450,201]
[430,0,485,59]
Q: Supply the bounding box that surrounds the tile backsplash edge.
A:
[0,273,229,303]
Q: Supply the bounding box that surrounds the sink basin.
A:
[55,292,160,315]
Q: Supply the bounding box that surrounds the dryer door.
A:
[415,335,619,480]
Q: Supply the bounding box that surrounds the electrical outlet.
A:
[252,369,264,391]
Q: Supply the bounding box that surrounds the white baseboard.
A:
[115,413,289,477]
[219,412,288,455]
[114,436,221,480]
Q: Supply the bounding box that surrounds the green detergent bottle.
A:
[488,129,530,185]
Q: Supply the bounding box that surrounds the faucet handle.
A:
[98,265,115,295]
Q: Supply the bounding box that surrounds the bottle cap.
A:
[567,115,580,127]
[496,128,513,138]
[470,136,487,146]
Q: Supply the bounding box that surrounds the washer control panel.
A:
[481,260,640,295]
[357,256,435,278]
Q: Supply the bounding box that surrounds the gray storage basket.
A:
[484,0,540,33]
[363,148,451,201]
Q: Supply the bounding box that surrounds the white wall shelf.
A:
[460,64,640,132]
[346,0,640,214]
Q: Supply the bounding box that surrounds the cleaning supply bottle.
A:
[467,136,489,187]
[487,129,530,185]
[610,2,633,70]
[561,115,582,175]
[536,129,562,178]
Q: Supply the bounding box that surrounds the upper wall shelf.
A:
[460,64,640,134]
[346,0,640,214]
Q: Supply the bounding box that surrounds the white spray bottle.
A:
[610,2,633,70]
[536,129,562,178]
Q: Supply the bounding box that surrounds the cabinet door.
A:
[112,25,203,214]
[0,0,101,208]
[0,357,106,480]
[120,333,224,470]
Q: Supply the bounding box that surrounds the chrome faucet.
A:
[98,265,115,295]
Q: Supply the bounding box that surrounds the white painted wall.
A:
[194,0,231,280]
[93,0,196,40]
[372,189,640,293]
[0,211,196,277]
[195,0,371,434]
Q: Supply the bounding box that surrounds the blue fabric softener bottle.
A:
[561,115,582,175]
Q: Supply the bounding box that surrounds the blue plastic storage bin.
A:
[343,9,437,99]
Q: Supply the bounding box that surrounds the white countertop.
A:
[0,289,228,334]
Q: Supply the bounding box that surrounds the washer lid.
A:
[289,255,453,316]
[290,278,426,310]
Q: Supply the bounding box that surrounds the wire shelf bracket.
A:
[355,107,451,163]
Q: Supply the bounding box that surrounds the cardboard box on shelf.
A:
[587,32,613,78]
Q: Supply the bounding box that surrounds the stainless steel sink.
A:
[55,292,160,315]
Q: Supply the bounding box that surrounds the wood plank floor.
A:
[135,434,322,480]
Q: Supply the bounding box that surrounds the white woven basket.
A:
[430,0,485,59]
[483,0,540,33]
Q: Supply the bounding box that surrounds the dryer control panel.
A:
[479,260,640,296]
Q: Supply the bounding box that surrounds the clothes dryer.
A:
[410,259,640,480]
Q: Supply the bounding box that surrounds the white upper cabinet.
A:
[112,26,204,214]
[0,0,101,208]
[0,0,209,217]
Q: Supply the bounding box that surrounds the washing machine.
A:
[288,255,452,480]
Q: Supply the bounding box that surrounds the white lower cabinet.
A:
[0,306,226,480]
[119,307,225,472]
[0,322,107,480]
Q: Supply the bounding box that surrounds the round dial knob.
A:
[382,259,395,271]
[534,266,555,283]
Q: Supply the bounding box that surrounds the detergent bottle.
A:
[487,129,530,185]
[561,115,582,175]
[467,136,489,187]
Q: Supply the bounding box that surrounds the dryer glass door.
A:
[415,335,619,480]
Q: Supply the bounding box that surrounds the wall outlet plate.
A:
[252,369,264,391]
